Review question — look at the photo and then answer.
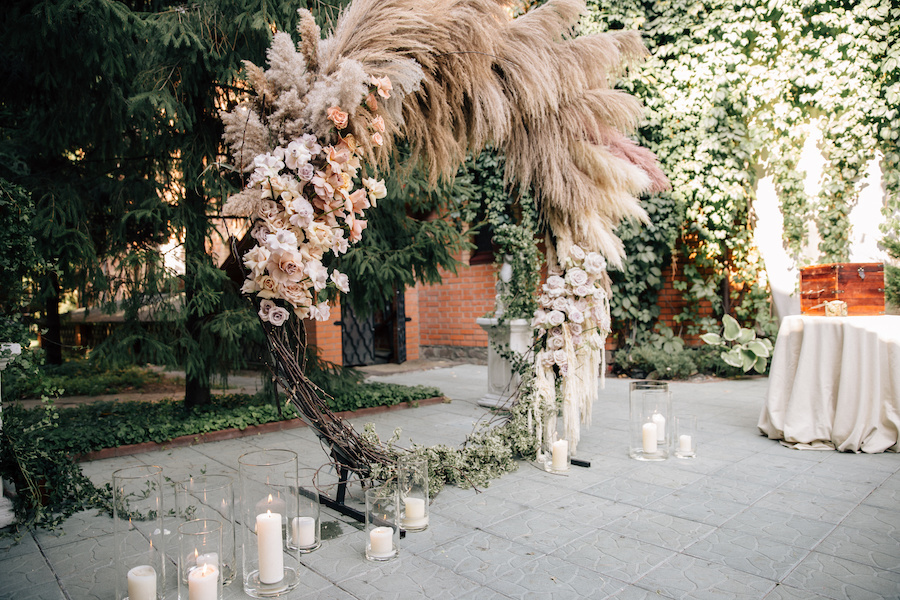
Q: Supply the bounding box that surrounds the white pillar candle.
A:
[551,439,568,471]
[188,563,218,600]
[402,498,428,527]
[679,434,692,452]
[291,516,316,548]
[369,526,394,557]
[126,565,157,600]
[256,511,284,584]
[642,422,658,454]
[651,412,666,443]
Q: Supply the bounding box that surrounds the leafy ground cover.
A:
[4,383,442,458]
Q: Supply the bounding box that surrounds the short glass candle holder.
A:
[112,465,166,600]
[238,449,301,597]
[365,485,399,561]
[628,381,670,461]
[177,519,223,600]
[398,455,429,531]
[543,435,570,473]
[175,475,235,585]
[675,415,697,459]
[289,468,321,553]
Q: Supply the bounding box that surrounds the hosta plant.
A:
[700,315,773,374]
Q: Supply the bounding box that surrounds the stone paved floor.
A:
[1,366,899,599]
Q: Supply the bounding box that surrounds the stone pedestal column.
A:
[475,318,532,409]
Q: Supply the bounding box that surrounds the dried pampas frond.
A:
[220,0,668,263]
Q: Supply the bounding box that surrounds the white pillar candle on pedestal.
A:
[187,563,218,600]
[679,434,692,453]
[402,498,428,528]
[651,412,666,443]
[127,565,157,600]
[642,422,658,454]
[551,439,568,471]
[256,511,284,584]
[291,516,316,548]
[369,526,394,557]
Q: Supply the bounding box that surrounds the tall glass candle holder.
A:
[398,455,429,531]
[112,465,166,600]
[289,468,321,553]
[628,381,670,461]
[175,475,235,585]
[675,415,697,459]
[177,519,223,600]
[364,485,399,561]
[546,409,572,473]
[238,449,301,597]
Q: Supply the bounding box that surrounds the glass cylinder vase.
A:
[174,475,235,585]
[288,468,321,553]
[398,455,429,532]
[542,410,570,473]
[628,381,671,461]
[177,519,223,600]
[112,465,166,600]
[364,485,399,561]
[238,449,301,597]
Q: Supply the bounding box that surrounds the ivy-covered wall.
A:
[581,0,900,345]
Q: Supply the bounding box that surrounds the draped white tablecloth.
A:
[758,315,900,453]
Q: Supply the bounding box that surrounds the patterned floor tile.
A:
[417,530,539,585]
[634,554,775,600]
[781,551,900,600]
[549,528,676,583]
[718,506,836,550]
[482,552,628,599]
[814,524,900,573]
[338,553,487,599]
[646,489,749,527]
[602,509,717,552]
[684,527,810,581]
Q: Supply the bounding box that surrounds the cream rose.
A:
[547,310,566,327]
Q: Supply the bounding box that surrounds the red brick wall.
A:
[417,250,496,348]
[304,299,343,365]
[654,257,716,346]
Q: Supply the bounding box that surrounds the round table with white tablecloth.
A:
[758,315,900,453]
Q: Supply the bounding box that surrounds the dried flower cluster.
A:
[227,74,391,323]
[532,245,611,376]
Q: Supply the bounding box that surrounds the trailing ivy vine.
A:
[582,0,899,342]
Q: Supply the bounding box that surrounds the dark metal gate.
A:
[339,289,408,366]
[339,304,375,367]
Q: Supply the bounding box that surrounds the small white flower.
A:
[362,177,387,206]
[330,269,350,293]
[283,140,313,171]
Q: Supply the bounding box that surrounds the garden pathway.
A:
[1,366,899,599]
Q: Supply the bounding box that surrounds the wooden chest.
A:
[800,263,885,315]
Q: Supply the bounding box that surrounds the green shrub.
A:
[2,357,167,402]
[613,345,697,380]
